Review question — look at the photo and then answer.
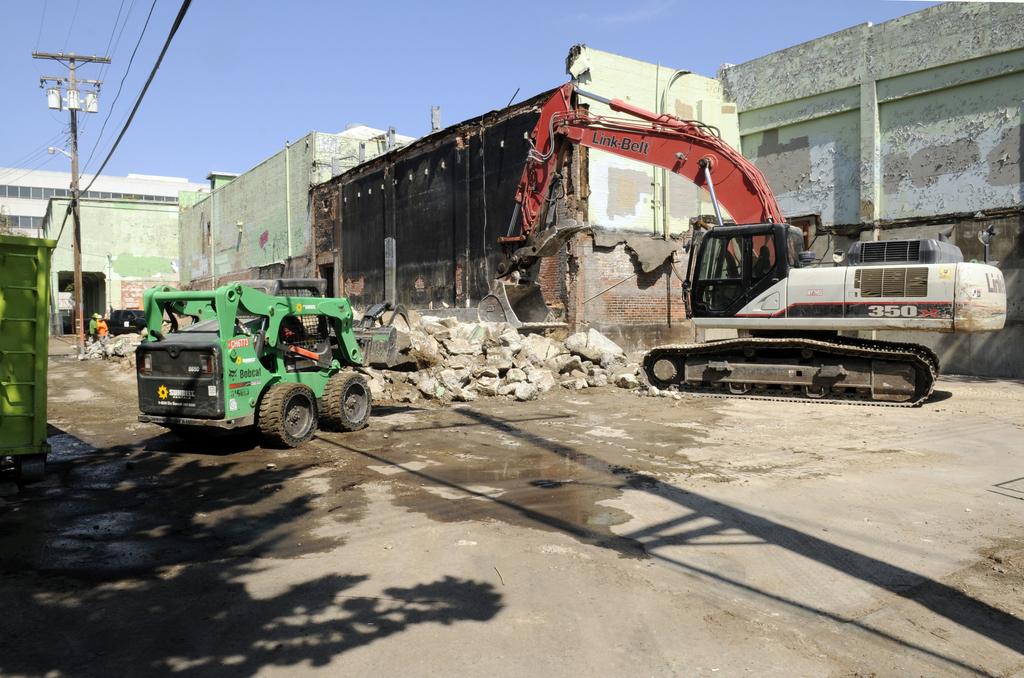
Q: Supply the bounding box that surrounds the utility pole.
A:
[33,52,109,355]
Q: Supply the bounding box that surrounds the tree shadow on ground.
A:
[0,428,502,677]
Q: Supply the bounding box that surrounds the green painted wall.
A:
[179,131,403,288]
[45,197,180,318]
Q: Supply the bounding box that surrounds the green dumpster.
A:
[0,234,56,483]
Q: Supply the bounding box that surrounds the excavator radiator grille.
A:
[855,266,929,298]
[860,240,921,263]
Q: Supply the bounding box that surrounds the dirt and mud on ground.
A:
[1,352,1023,676]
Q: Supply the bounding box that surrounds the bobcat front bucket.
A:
[352,302,411,368]
[478,279,566,329]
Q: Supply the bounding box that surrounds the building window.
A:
[56,188,68,197]
[30,187,42,199]
[20,186,32,198]
[786,214,821,249]
[43,188,54,199]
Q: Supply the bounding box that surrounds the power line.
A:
[0,151,54,182]
[0,130,68,176]
[81,0,193,194]
[62,0,81,53]
[33,0,48,52]
[83,0,159,173]
[108,0,140,62]
[97,0,134,82]
[0,153,60,188]
[102,0,128,60]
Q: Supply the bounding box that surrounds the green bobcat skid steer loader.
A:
[136,279,396,447]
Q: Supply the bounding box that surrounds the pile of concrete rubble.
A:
[79,334,143,362]
[362,316,645,403]
[74,317,653,403]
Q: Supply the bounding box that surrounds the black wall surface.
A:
[335,93,550,309]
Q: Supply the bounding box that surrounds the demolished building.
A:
[182,3,1023,377]
[312,46,738,349]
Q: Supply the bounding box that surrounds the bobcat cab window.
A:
[691,225,787,318]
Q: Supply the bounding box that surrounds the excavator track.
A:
[642,337,937,408]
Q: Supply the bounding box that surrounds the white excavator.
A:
[480,83,1007,406]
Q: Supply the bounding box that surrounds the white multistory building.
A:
[0,167,205,235]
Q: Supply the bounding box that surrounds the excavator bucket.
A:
[478,280,566,329]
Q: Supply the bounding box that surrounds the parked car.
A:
[108,309,147,336]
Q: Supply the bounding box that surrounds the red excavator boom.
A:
[498,83,783,274]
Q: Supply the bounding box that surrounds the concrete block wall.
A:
[179,139,304,289]
[720,3,1024,230]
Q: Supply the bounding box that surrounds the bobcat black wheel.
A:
[258,382,318,447]
[321,372,371,432]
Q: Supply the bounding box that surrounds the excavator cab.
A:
[688,223,804,318]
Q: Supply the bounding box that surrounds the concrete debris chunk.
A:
[80,333,143,361]
[505,367,528,383]
[416,375,442,399]
[438,368,467,392]
[514,382,539,401]
[473,365,500,379]
[561,376,589,390]
[443,336,480,356]
[564,329,624,362]
[527,368,557,393]
[452,387,479,402]
[408,332,443,367]
[552,354,584,375]
[497,382,519,397]
[519,334,566,365]
[498,328,523,351]
[475,377,501,397]
[614,372,640,389]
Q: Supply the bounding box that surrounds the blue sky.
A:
[1,0,936,183]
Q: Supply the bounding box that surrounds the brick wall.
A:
[537,251,567,315]
[120,280,162,309]
[575,236,687,327]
